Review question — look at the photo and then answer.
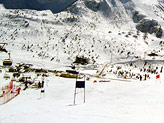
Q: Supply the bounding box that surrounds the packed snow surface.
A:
[1,74,164,123]
[0,0,164,122]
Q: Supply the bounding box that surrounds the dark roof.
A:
[147,53,158,56]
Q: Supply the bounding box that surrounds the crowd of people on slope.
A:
[106,61,163,81]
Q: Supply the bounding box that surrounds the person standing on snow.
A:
[17,87,21,94]
[139,75,142,81]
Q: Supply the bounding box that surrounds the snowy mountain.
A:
[1,0,164,123]
[0,0,163,69]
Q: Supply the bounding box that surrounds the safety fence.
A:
[0,81,20,105]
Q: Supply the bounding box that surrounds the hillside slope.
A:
[0,0,163,68]
[1,1,164,123]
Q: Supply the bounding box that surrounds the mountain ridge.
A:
[0,0,78,13]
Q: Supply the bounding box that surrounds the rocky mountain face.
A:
[136,19,163,38]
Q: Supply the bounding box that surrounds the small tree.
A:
[143,32,148,40]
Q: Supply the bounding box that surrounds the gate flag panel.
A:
[74,73,85,105]
[76,81,85,88]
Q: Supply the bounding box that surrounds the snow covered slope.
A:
[1,73,164,123]
[0,0,163,68]
[1,0,164,123]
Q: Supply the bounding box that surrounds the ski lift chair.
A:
[3,59,12,66]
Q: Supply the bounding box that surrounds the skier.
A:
[38,81,41,88]
[17,87,21,94]
[160,66,163,73]
[41,80,44,88]
[143,74,146,81]
[139,75,142,81]
[24,82,28,90]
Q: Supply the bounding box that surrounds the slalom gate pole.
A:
[84,76,85,103]
[74,87,76,105]
[84,88,85,103]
